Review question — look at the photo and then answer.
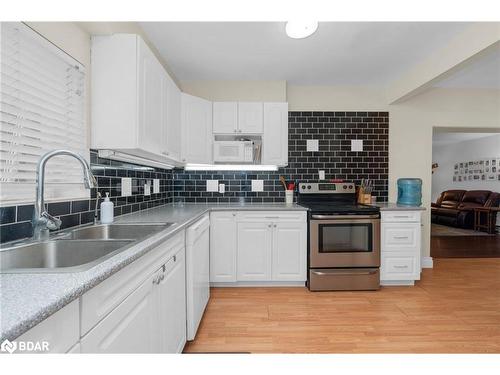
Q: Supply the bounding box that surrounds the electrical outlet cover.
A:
[144,182,151,196]
[351,139,363,152]
[121,178,132,197]
[306,139,319,152]
[207,180,219,192]
[319,170,325,180]
[153,179,160,194]
[218,183,225,194]
[251,179,264,192]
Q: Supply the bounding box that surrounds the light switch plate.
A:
[251,179,264,192]
[121,178,132,197]
[307,139,319,152]
[207,180,219,192]
[351,139,363,152]
[319,170,325,180]
[153,179,160,194]
[218,183,225,194]
[144,181,151,196]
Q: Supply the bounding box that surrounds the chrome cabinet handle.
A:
[393,236,409,239]
[393,265,409,269]
[173,255,176,262]
[265,216,279,219]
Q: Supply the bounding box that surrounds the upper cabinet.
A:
[91,34,181,165]
[213,102,238,134]
[213,102,264,134]
[238,102,264,133]
[181,93,213,164]
[262,103,288,166]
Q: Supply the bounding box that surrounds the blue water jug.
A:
[397,178,422,206]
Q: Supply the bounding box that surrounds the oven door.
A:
[309,215,380,268]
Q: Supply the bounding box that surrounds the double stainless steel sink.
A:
[0,223,174,274]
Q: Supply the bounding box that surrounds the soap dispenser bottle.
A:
[100,192,114,224]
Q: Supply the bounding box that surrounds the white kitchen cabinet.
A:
[238,102,264,133]
[272,221,307,281]
[210,211,238,282]
[80,271,158,353]
[15,299,79,354]
[164,73,182,160]
[181,93,213,163]
[380,210,422,286]
[91,34,181,165]
[156,247,187,353]
[237,221,273,281]
[213,102,238,134]
[210,211,307,285]
[262,102,289,166]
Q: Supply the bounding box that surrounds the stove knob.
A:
[307,185,311,189]
[301,185,306,190]
[343,185,347,190]
[349,184,353,189]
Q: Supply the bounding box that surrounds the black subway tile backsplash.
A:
[1,111,388,244]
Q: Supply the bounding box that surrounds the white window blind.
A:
[0,22,88,203]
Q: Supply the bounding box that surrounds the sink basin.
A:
[61,223,172,241]
[0,240,133,273]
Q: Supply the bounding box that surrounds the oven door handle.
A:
[311,270,378,276]
[311,214,380,220]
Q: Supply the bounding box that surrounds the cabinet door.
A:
[165,74,182,161]
[238,102,263,133]
[237,221,272,281]
[157,249,187,353]
[213,102,238,134]
[81,272,158,353]
[210,212,237,282]
[137,38,163,155]
[262,102,288,166]
[272,221,307,281]
[181,93,213,163]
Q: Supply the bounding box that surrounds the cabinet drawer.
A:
[381,254,420,280]
[382,211,421,223]
[237,211,306,222]
[382,223,419,251]
[81,230,185,336]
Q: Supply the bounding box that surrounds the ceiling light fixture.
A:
[285,21,318,39]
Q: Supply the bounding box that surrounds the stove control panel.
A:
[298,182,355,194]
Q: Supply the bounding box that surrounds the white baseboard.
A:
[422,256,433,268]
[210,281,306,287]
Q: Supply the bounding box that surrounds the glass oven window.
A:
[318,223,372,253]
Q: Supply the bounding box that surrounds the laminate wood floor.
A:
[184,258,500,353]
[431,234,500,258]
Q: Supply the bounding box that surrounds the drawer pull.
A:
[393,215,410,219]
[265,216,280,219]
[393,265,409,269]
[393,236,409,240]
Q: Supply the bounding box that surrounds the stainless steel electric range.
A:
[297,182,381,291]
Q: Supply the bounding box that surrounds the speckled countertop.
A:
[0,203,307,341]
[372,202,426,211]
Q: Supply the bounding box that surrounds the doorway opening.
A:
[430,128,500,258]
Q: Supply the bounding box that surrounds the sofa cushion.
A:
[432,207,459,218]
[437,190,466,208]
[459,190,491,208]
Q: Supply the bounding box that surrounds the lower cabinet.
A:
[237,221,273,281]
[211,211,307,284]
[80,234,187,353]
[80,270,158,353]
[380,211,422,286]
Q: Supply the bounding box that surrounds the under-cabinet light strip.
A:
[185,164,279,171]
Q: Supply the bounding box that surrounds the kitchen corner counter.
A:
[372,202,426,211]
[0,202,307,342]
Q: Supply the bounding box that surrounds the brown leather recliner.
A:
[431,190,499,229]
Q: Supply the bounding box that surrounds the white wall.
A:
[432,134,500,202]
[181,80,287,101]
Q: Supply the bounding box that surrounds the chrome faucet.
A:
[33,150,97,240]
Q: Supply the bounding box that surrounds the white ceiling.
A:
[139,22,471,85]
[433,47,500,89]
[432,132,499,146]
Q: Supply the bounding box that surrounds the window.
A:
[1,22,87,203]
